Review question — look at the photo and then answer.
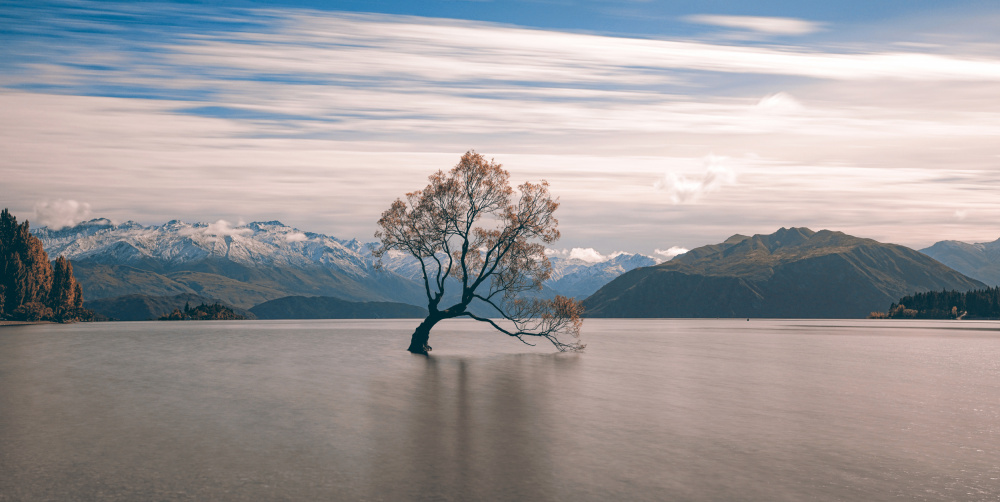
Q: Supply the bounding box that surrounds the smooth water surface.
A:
[1,319,999,501]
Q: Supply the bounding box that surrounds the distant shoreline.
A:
[0,321,56,327]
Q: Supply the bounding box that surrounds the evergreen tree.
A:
[16,217,53,307]
[0,208,20,316]
[73,282,84,308]
[0,209,53,317]
[50,255,83,316]
[884,287,1000,319]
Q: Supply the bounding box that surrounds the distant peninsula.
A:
[160,302,248,321]
[871,287,1000,319]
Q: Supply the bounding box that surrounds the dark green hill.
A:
[250,296,428,320]
[583,227,986,318]
[85,293,256,321]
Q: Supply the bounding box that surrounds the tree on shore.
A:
[50,256,84,314]
[1,209,54,317]
[374,151,584,354]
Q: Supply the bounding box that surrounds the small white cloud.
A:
[203,219,252,237]
[33,199,91,229]
[684,14,824,36]
[655,154,738,204]
[286,231,309,242]
[954,210,968,221]
[568,247,607,263]
[545,248,568,257]
[755,92,803,113]
[655,246,689,259]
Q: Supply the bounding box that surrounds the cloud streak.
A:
[684,15,825,36]
[157,11,1000,89]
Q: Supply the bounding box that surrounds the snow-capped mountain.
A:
[547,253,659,299]
[33,219,424,307]
[921,237,1000,286]
[375,247,659,299]
[35,219,377,277]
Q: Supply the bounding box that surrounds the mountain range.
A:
[34,219,421,307]
[33,219,1000,320]
[583,227,986,318]
[33,218,654,315]
[920,238,1000,287]
[547,253,658,298]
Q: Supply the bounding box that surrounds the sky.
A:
[2,0,1000,258]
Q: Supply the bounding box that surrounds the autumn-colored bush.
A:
[11,302,54,322]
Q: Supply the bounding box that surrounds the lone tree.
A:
[375,151,585,354]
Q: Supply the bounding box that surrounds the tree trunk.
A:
[407,314,441,354]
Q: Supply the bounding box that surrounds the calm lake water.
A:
[1,319,999,501]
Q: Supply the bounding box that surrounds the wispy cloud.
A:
[683,15,824,36]
[546,247,608,262]
[203,219,252,237]
[568,248,608,263]
[655,155,738,204]
[754,92,803,113]
[655,246,689,259]
[176,219,251,238]
[545,247,642,263]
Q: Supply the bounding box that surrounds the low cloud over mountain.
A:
[33,199,92,230]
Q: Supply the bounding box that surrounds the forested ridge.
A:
[0,209,97,322]
[873,287,1000,319]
